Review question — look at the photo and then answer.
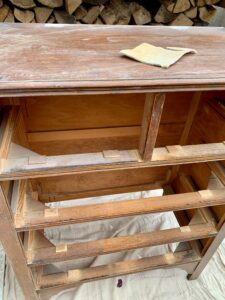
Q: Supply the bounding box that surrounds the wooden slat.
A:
[0,106,19,159]
[2,142,225,180]
[139,93,165,160]
[26,224,217,266]
[0,185,37,300]
[36,250,200,290]
[16,189,225,231]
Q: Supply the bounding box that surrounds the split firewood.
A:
[0,5,9,22]
[130,2,151,24]
[154,4,176,23]
[0,0,3,8]
[34,7,53,23]
[199,6,216,22]
[9,0,36,9]
[54,10,75,23]
[83,0,108,4]
[205,0,220,4]
[94,17,104,23]
[173,0,191,13]
[184,6,197,18]
[100,6,117,24]
[4,9,15,22]
[47,15,55,23]
[74,5,87,20]
[14,7,34,22]
[111,0,131,24]
[160,0,176,12]
[169,12,193,25]
[37,0,63,8]
[189,0,195,5]
[82,6,102,23]
[196,0,205,6]
[65,0,82,15]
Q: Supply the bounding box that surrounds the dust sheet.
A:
[3,189,225,300]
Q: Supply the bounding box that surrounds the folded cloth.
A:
[120,43,197,68]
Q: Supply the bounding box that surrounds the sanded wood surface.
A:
[2,142,225,180]
[1,25,225,95]
[37,250,200,290]
[26,223,217,266]
[16,189,225,231]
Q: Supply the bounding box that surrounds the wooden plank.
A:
[1,25,225,96]
[16,189,225,231]
[0,106,19,159]
[2,142,225,180]
[36,250,201,290]
[26,224,217,266]
[189,221,225,280]
[0,185,38,300]
[139,93,165,160]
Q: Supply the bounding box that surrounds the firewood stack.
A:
[0,0,222,25]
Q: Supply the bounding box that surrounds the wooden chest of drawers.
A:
[0,24,225,299]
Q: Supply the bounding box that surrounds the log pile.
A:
[0,0,222,25]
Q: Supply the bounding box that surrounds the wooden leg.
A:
[0,185,38,300]
[188,221,225,280]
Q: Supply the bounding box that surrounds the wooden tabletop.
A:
[0,24,225,96]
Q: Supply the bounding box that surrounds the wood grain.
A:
[26,223,216,266]
[1,25,225,96]
[16,189,225,231]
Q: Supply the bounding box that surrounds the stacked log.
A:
[0,0,222,25]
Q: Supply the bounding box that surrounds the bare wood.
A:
[199,6,216,23]
[10,0,36,9]
[65,0,82,15]
[2,25,225,95]
[169,13,193,25]
[26,224,216,266]
[0,5,9,22]
[189,221,225,280]
[74,5,87,20]
[0,185,37,299]
[139,93,165,160]
[2,142,225,180]
[185,6,197,19]
[16,189,225,231]
[208,162,225,186]
[14,7,34,23]
[130,2,151,25]
[54,10,75,23]
[36,0,63,8]
[37,250,200,289]
[100,6,117,24]
[82,6,102,24]
[154,5,176,23]
[0,106,20,159]
[34,7,53,23]
[173,0,191,13]
[4,9,15,22]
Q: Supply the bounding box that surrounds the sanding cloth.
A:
[121,43,197,68]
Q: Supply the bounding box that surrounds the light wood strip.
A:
[2,142,225,180]
[0,106,20,159]
[36,250,200,290]
[16,189,225,231]
[0,185,37,300]
[26,224,217,266]
[139,93,165,160]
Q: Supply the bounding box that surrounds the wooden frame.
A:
[0,24,225,300]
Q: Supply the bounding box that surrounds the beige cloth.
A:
[121,43,197,68]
